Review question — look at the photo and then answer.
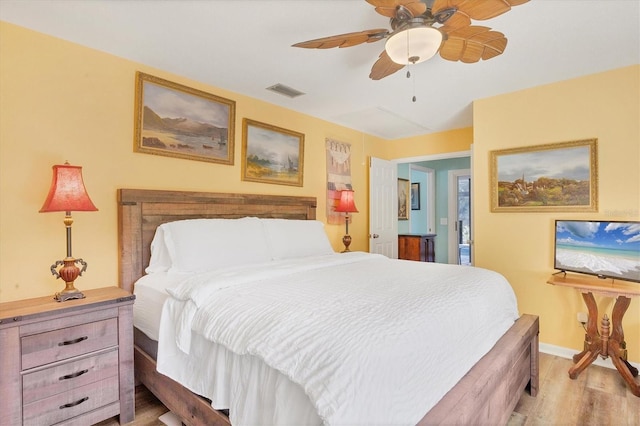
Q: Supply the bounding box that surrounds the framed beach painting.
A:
[241,118,304,187]
[490,139,598,212]
[398,178,409,220]
[134,72,235,164]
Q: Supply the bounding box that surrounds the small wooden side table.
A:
[547,273,640,397]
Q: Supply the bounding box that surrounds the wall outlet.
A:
[577,312,588,324]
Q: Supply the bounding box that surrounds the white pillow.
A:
[262,219,335,260]
[145,226,172,273]
[163,217,272,273]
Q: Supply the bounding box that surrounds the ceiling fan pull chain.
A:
[412,69,417,102]
[406,62,417,102]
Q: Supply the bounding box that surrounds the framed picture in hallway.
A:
[398,178,409,220]
[490,139,598,212]
[411,182,420,210]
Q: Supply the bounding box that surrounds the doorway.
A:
[369,151,471,263]
[448,169,472,265]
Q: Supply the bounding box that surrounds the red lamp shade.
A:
[334,190,358,213]
[40,163,98,213]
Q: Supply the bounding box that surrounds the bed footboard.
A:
[418,314,539,425]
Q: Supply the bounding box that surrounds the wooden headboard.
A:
[117,189,317,293]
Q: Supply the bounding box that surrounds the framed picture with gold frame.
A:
[133,72,235,165]
[398,178,409,220]
[241,118,304,187]
[490,139,598,212]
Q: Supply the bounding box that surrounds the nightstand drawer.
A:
[22,348,119,404]
[21,317,118,369]
[22,375,119,425]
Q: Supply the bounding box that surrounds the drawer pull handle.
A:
[59,369,89,381]
[59,397,88,409]
[58,336,88,346]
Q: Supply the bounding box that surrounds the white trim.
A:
[392,150,471,164]
[447,169,471,265]
[409,164,431,173]
[539,342,640,371]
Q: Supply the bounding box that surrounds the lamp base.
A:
[55,290,86,302]
[50,257,88,302]
[341,234,352,253]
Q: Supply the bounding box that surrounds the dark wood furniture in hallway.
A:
[398,233,436,262]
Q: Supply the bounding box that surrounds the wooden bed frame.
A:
[118,188,539,426]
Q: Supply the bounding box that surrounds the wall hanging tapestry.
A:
[326,139,353,224]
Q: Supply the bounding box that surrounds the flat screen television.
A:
[554,220,640,283]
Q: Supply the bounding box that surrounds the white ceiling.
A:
[1,0,638,140]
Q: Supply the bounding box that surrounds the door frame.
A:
[448,169,471,265]
[392,149,472,263]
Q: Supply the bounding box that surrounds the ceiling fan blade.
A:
[369,50,405,80]
[292,29,388,49]
[433,0,528,21]
[438,10,471,30]
[402,1,428,17]
[366,0,427,18]
[439,25,507,63]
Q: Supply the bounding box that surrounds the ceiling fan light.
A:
[385,27,443,65]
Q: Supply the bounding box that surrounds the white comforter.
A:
[157,252,519,425]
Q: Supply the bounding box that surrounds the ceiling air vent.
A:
[266,84,305,98]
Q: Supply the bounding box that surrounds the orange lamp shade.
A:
[334,190,358,213]
[40,163,98,213]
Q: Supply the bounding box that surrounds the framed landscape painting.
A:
[134,72,235,164]
[241,118,304,187]
[490,139,598,212]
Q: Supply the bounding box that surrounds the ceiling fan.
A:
[293,0,529,80]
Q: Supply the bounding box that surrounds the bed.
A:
[118,188,539,426]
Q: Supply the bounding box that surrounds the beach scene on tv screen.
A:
[555,221,640,282]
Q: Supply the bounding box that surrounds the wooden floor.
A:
[97,353,639,426]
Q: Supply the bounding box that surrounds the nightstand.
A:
[0,287,135,425]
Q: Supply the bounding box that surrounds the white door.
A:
[369,157,397,257]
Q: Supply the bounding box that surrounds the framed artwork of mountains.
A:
[134,72,236,164]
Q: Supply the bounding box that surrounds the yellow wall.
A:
[383,127,473,158]
[473,65,640,364]
[0,22,385,302]
[2,22,638,364]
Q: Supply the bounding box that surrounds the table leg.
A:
[569,292,601,379]
[608,296,640,397]
[610,341,640,397]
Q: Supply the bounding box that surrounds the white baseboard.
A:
[539,342,640,371]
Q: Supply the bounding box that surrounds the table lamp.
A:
[40,162,98,301]
[334,189,358,252]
